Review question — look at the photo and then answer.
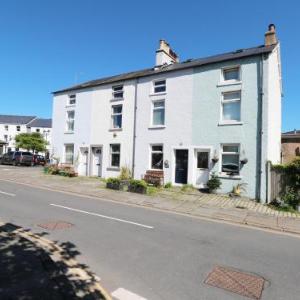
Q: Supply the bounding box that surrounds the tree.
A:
[15,132,48,153]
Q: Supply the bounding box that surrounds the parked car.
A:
[0,151,34,166]
[33,155,46,166]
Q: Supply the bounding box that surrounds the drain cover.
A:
[38,221,74,230]
[204,266,265,300]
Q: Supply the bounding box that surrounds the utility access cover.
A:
[38,221,74,231]
[204,266,265,300]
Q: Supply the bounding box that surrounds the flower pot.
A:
[106,182,121,190]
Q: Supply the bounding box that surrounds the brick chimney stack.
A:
[155,40,179,66]
[265,24,278,46]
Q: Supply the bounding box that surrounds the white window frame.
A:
[221,66,241,83]
[112,85,124,100]
[66,110,75,132]
[109,144,121,168]
[68,94,76,106]
[4,125,8,131]
[151,99,165,127]
[220,144,240,176]
[16,125,21,132]
[220,91,241,124]
[64,144,74,164]
[152,79,166,94]
[150,144,164,170]
[111,104,123,129]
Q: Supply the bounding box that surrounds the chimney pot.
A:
[265,23,278,46]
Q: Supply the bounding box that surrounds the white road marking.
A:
[0,190,15,197]
[112,288,147,300]
[50,204,154,229]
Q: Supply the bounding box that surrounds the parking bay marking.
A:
[112,288,147,300]
[50,204,154,229]
[0,190,16,197]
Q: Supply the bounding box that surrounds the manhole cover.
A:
[204,266,265,300]
[38,221,74,230]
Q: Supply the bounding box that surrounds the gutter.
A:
[131,78,138,177]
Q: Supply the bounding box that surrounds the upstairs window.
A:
[16,125,21,132]
[111,105,123,129]
[4,125,8,131]
[112,85,124,99]
[152,100,165,126]
[36,129,40,133]
[221,91,241,122]
[222,66,240,82]
[153,80,166,93]
[110,144,120,168]
[221,144,240,175]
[68,94,76,105]
[66,110,75,132]
[151,145,163,169]
[4,135,8,142]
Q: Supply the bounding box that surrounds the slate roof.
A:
[283,130,300,135]
[53,44,276,94]
[27,118,52,128]
[0,115,36,125]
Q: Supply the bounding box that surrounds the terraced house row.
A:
[51,24,282,202]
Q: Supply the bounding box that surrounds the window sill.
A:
[66,104,76,108]
[109,128,123,132]
[217,173,242,180]
[149,92,167,97]
[218,122,243,126]
[217,81,242,87]
[106,167,120,171]
[64,131,74,134]
[110,98,124,102]
[148,126,166,130]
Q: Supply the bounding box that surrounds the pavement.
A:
[0,221,110,300]
[0,165,300,235]
[1,166,300,299]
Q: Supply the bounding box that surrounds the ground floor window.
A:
[64,144,74,164]
[110,144,120,167]
[197,151,209,169]
[151,145,163,169]
[221,144,240,175]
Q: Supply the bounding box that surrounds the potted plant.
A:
[106,177,121,190]
[128,179,147,194]
[207,172,221,193]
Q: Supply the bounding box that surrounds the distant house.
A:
[281,130,300,163]
[0,115,52,154]
[52,24,282,202]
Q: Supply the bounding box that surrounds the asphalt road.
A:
[0,178,300,300]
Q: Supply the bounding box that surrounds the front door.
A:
[195,150,210,188]
[91,147,102,177]
[175,149,188,184]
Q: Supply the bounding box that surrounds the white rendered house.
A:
[52,25,282,202]
[0,115,52,154]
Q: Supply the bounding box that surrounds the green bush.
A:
[164,182,172,189]
[106,177,121,185]
[207,172,222,193]
[128,179,147,194]
[281,187,300,210]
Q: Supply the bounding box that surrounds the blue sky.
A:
[0,0,298,131]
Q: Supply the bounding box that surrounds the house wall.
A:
[0,123,29,151]
[192,57,261,199]
[52,82,136,177]
[281,139,300,163]
[134,69,194,182]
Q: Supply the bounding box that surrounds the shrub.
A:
[281,187,300,210]
[164,182,172,189]
[128,179,147,194]
[207,172,222,193]
[119,166,132,181]
[106,177,121,190]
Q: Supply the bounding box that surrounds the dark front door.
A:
[175,150,188,184]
